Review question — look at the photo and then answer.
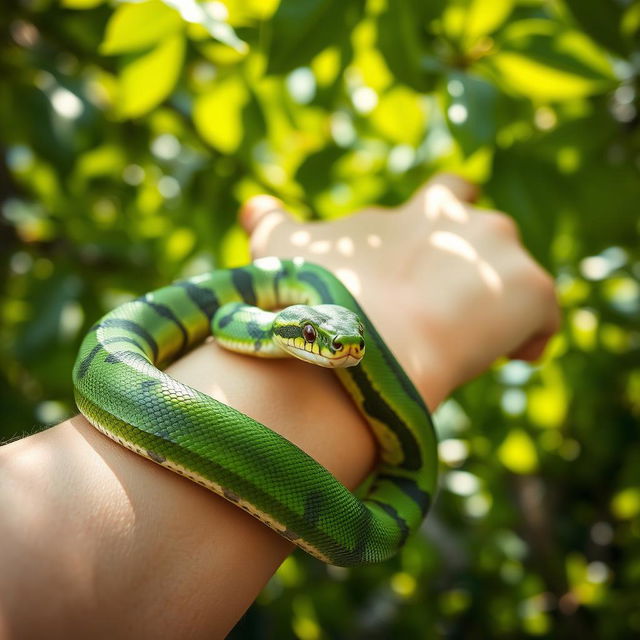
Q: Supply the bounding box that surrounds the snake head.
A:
[273,304,365,368]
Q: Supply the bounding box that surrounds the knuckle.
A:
[532,264,555,292]
[529,263,558,305]
[479,211,520,238]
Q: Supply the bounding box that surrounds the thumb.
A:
[239,195,296,258]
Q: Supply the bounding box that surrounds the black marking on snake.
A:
[76,344,104,379]
[104,350,151,368]
[377,474,431,517]
[96,318,159,361]
[303,491,324,528]
[348,365,422,471]
[76,336,147,379]
[281,529,299,542]
[176,281,220,319]
[274,325,302,339]
[102,336,145,350]
[136,296,189,353]
[231,268,257,306]
[369,499,410,548]
[363,319,425,409]
[247,320,270,341]
[298,270,333,304]
[347,502,377,563]
[215,302,244,329]
[273,264,289,306]
[146,449,166,464]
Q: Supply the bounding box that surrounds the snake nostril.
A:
[333,339,343,351]
[359,339,365,350]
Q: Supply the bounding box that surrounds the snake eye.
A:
[302,324,316,343]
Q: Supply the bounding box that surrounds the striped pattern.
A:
[73,259,437,566]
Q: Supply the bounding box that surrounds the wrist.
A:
[350,286,458,411]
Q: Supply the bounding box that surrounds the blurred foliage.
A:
[1,0,639,637]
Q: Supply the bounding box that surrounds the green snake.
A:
[73,258,437,566]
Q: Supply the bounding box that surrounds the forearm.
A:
[0,338,449,639]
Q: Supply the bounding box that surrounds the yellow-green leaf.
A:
[101,0,182,55]
[491,52,609,101]
[464,0,514,42]
[219,224,250,268]
[117,35,185,118]
[370,86,426,145]
[165,227,196,261]
[498,429,538,474]
[193,76,248,153]
[73,145,126,181]
[62,0,104,8]
[491,20,614,101]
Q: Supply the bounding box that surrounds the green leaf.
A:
[370,86,426,146]
[73,145,126,182]
[444,71,497,155]
[295,145,344,196]
[564,0,628,57]
[266,0,365,75]
[489,20,615,101]
[622,3,640,39]
[101,0,183,55]
[62,0,104,8]
[463,0,514,41]
[193,76,249,153]
[116,34,185,118]
[376,0,443,92]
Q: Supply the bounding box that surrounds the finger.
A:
[239,195,286,234]
[239,195,297,258]
[425,172,479,204]
[509,333,553,361]
[509,291,561,361]
[405,172,479,223]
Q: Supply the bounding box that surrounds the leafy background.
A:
[1,0,639,637]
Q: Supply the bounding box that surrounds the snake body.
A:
[73,258,437,566]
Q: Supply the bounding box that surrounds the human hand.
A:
[241,173,561,406]
[0,175,561,639]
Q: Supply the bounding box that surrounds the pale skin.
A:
[0,175,560,638]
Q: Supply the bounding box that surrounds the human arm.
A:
[0,175,560,638]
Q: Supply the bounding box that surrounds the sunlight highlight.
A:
[290,230,311,246]
[423,186,469,222]
[367,234,382,247]
[309,239,332,254]
[431,230,502,293]
[336,236,354,256]
[334,267,361,296]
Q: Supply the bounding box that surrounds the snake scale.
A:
[73,257,438,566]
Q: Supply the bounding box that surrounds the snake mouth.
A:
[286,344,364,368]
[328,351,363,367]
